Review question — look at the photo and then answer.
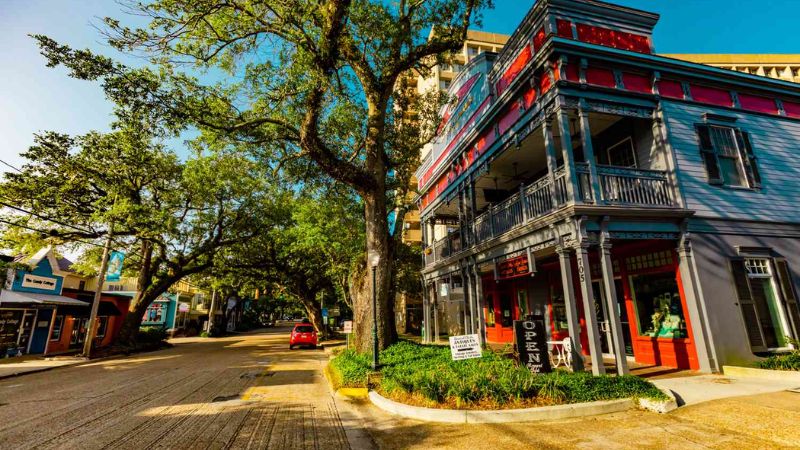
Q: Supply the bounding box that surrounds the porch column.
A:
[422,281,430,343]
[556,108,579,204]
[578,100,604,204]
[599,222,629,375]
[677,233,715,372]
[556,245,586,372]
[470,181,478,245]
[473,264,487,345]
[433,281,440,343]
[461,265,472,335]
[542,118,560,207]
[465,265,476,335]
[575,243,606,375]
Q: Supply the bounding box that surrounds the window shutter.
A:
[730,259,768,352]
[696,125,723,185]
[735,130,762,188]
[774,259,800,340]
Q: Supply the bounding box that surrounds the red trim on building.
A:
[497,46,532,97]
[623,72,652,94]
[533,27,547,52]
[575,23,651,54]
[556,19,573,38]
[586,67,616,88]
[738,93,778,115]
[690,85,732,108]
[659,79,684,99]
[783,100,800,118]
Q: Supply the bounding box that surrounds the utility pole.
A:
[206,288,217,333]
[82,225,114,358]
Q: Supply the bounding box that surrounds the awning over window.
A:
[0,289,90,307]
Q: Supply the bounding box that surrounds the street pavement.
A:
[0,329,356,449]
[2,329,800,449]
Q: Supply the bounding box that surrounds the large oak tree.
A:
[33,0,492,351]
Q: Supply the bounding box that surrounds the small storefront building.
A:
[0,247,132,357]
[479,241,699,370]
[141,293,178,330]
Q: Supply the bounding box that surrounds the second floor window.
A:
[696,124,761,188]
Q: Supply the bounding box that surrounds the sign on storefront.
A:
[0,310,23,348]
[342,320,353,334]
[497,255,530,280]
[448,334,482,361]
[21,274,58,291]
[514,318,551,374]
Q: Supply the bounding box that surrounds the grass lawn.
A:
[329,340,667,409]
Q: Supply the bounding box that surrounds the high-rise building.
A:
[664,54,800,83]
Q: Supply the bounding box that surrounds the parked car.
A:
[289,324,318,349]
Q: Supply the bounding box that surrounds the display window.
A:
[50,315,64,341]
[485,294,495,327]
[550,287,569,333]
[629,272,687,339]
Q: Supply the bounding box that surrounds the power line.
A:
[0,200,94,234]
[0,159,22,173]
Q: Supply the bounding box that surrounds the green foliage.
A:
[136,326,168,347]
[328,341,667,408]
[758,337,800,371]
[329,349,372,389]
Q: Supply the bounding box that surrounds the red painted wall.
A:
[690,85,732,107]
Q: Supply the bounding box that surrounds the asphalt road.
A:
[0,329,351,450]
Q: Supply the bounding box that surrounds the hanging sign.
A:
[514,318,551,374]
[105,251,125,282]
[178,302,190,313]
[448,334,482,361]
[497,255,529,280]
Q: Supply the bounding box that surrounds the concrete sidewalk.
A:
[0,357,86,380]
[651,373,800,405]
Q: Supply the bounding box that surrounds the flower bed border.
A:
[368,389,676,424]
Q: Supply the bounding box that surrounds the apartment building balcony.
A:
[420,107,685,269]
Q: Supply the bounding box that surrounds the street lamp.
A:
[369,252,380,371]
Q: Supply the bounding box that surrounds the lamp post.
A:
[369,252,380,371]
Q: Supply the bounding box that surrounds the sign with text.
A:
[514,318,551,374]
[0,310,23,347]
[342,320,353,334]
[448,334,482,361]
[497,255,529,280]
[21,274,58,291]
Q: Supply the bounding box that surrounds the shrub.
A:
[328,349,372,388]
[758,338,800,371]
[137,326,168,346]
[327,340,668,409]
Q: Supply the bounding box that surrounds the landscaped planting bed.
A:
[757,338,800,371]
[329,341,667,409]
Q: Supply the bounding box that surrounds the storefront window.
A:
[630,272,687,338]
[550,287,569,332]
[50,315,64,341]
[499,293,513,327]
[517,289,528,318]
[485,294,495,327]
[97,316,109,338]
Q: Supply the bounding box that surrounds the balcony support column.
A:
[422,280,432,343]
[556,244,586,372]
[599,219,629,375]
[556,107,579,204]
[578,100,604,205]
[473,264,487,345]
[542,118,560,207]
[463,264,474,335]
[574,242,606,375]
[470,181,478,244]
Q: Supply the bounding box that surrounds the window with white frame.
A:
[50,315,64,341]
[696,124,761,188]
[731,256,800,352]
[605,137,638,168]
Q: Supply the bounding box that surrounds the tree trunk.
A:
[353,188,394,353]
[299,295,325,335]
[117,289,159,346]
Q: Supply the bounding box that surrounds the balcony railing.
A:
[423,165,675,266]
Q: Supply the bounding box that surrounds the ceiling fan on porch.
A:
[499,162,529,183]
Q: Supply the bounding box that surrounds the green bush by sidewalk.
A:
[757,338,800,371]
[329,340,667,409]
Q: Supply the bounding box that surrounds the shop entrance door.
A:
[70,318,88,349]
[17,311,35,353]
[593,280,633,357]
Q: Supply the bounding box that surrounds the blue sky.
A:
[1,0,798,173]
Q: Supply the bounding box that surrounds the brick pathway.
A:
[0,330,352,449]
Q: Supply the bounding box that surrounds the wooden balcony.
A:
[423,165,676,267]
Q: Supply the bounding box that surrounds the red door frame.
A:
[482,275,527,344]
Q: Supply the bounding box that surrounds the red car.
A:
[289,324,318,349]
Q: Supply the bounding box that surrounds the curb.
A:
[722,365,800,383]
[368,390,635,424]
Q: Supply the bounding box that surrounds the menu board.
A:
[0,310,22,347]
